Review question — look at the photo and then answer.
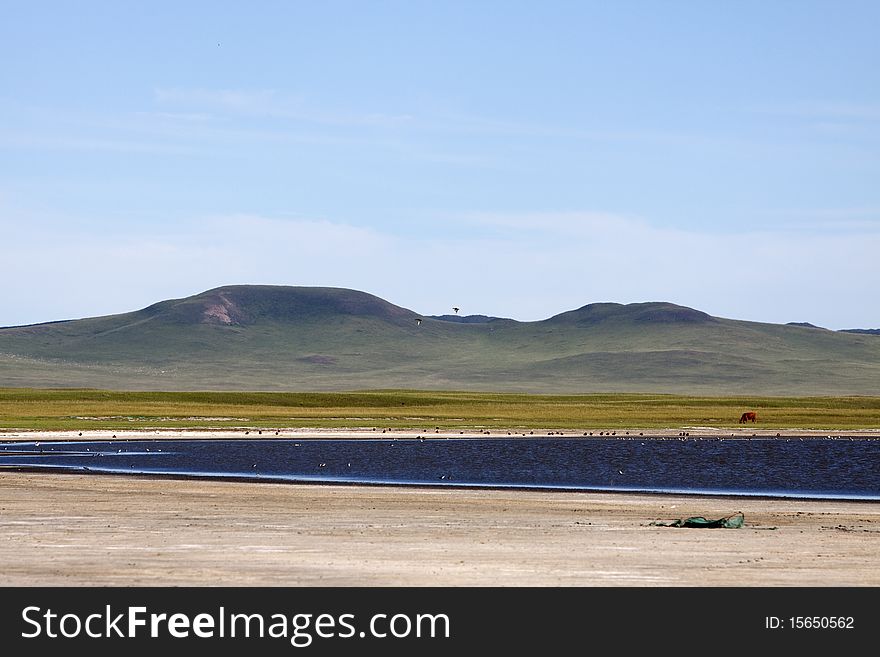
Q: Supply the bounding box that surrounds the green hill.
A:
[1,285,878,394]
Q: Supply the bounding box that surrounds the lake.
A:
[1,436,878,500]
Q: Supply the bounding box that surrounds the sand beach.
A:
[1,466,877,586]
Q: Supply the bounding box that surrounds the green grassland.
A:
[2,388,879,431]
[2,286,880,395]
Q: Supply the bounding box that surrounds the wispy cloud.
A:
[154,87,415,128]
[133,111,216,123]
[152,86,703,146]
[0,131,198,155]
[463,211,649,237]
[758,206,880,228]
[0,102,511,180]
[751,101,880,122]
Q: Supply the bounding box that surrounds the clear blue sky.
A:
[2,1,879,328]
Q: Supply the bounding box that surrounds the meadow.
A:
[1,388,879,431]
[4,287,880,397]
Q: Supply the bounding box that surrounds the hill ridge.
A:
[1,285,878,395]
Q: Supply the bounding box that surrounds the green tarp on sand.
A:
[650,512,744,529]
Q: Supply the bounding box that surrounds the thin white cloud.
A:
[133,111,216,123]
[751,101,880,122]
[0,131,197,155]
[463,211,652,237]
[154,87,415,127]
[795,102,880,121]
[756,207,880,232]
[152,87,702,146]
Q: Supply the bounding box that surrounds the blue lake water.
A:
[1,437,879,500]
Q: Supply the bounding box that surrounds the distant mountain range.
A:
[1,285,878,394]
[840,328,880,335]
[429,314,506,324]
[786,321,880,334]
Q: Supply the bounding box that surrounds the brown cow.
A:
[739,412,757,423]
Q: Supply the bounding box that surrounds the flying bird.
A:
[452,307,460,314]
[416,318,422,326]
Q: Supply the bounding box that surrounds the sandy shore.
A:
[1,471,878,586]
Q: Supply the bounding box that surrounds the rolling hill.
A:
[1,285,879,394]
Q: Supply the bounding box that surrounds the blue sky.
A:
[2,1,879,328]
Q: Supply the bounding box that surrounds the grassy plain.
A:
[1,388,879,431]
[3,286,880,395]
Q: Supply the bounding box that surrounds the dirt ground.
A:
[1,471,877,586]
